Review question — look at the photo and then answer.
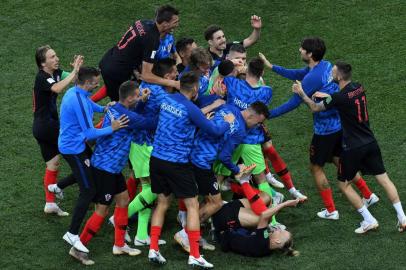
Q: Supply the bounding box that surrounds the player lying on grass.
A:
[292,61,406,233]
[212,166,300,257]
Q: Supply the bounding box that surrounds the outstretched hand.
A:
[258,52,272,69]
[251,15,262,29]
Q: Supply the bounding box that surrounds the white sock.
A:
[357,205,375,223]
[393,202,406,221]
[288,187,297,194]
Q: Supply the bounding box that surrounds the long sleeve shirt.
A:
[58,86,111,154]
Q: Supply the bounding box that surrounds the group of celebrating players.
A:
[32,4,406,268]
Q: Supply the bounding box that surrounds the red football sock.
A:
[355,177,372,199]
[241,182,267,215]
[187,230,201,258]
[80,212,105,245]
[114,206,128,247]
[178,199,187,211]
[230,182,244,196]
[94,119,104,129]
[90,85,107,102]
[263,145,294,190]
[126,176,139,201]
[320,188,336,213]
[44,169,58,202]
[150,226,162,251]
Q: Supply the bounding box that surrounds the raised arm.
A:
[242,15,262,48]
[51,55,83,93]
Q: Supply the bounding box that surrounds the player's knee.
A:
[184,197,199,210]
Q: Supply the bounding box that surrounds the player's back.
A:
[225,77,272,144]
[132,81,168,145]
[152,93,197,163]
[91,103,135,173]
[100,20,160,76]
[190,104,245,169]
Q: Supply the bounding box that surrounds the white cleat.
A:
[174,231,190,253]
[69,247,95,265]
[199,237,215,251]
[363,193,380,208]
[47,184,64,200]
[397,217,406,233]
[113,244,141,256]
[148,249,167,265]
[272,192,285,206]
[266,173,284,189]
[63,232,89,253]
[134,236,166,246]
[188,255,214,268]
[317,209,339,220]
[290,190,308,202]
[108,215,115,226]
[354,219,379,234]
[44,203,69,217]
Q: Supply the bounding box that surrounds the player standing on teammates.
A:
[264,37,378,219]
[33,45,83,216]
[70,81,158,265]
[292,61,406,233]
[57,67,128,254]
[147,72,235,268]
[204,15,262,62]
[174,102,271,252]
[98,5,180,101]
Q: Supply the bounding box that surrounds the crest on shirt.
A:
[151,50,157,59]
[84,159,90,167]
[213,182,219,191]
[47,78,55,84]
[105,194,112,202]
[263,230,269,239]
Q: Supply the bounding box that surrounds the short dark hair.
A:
[301,37,326,61]
[218,60,234,76]
[152,58,176,77]
[229,43,246,54]
[176,37,195,54]
[249,101,270,119]
[119,80,139,101]
[35,45,51,69]
[155,5,179,24]
[190,47,212,70]
[77,67,100,85]
[247,57,264,78]
[180,71,199,92]
[335,61,352,80]
[204,25,223,41]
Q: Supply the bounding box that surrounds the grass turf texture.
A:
[1,0,406,269]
